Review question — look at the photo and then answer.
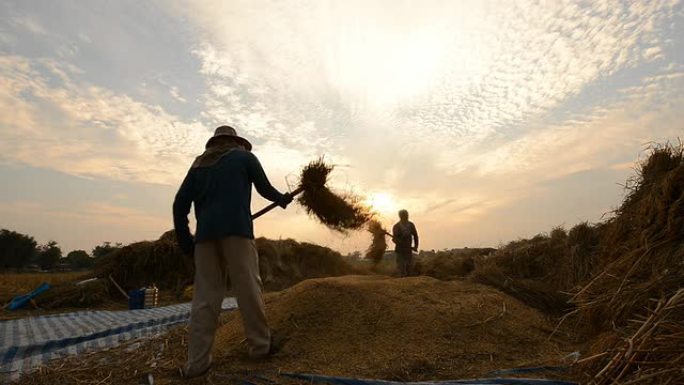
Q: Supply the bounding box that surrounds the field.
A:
[0,271,88,302]
[3,146,683,384]
[0,271,93,319]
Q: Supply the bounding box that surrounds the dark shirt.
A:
[173,149,287,255]
[392,221,419,253]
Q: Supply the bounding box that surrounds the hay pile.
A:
[18,231,350,309]
[92,232,354,296]
[297,159,372,231]
[416,248,493,280]
[580,289,683,385]
[571,145,684,384]
[213,276,568,381]
[94,230,192,295]
[466,144,684,383]
[574,145,684,332]
[470,225,598,315]
[17,276,572,385]
[255,237,355,291]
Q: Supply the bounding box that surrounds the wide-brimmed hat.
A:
[205,125,252,151]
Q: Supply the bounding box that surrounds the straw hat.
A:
[205,125,252,151]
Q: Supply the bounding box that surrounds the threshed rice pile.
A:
[17,276,571,385]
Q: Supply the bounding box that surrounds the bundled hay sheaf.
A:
[298,159,372,231]
[365,220,388,262]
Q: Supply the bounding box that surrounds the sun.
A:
[365,192,397,216]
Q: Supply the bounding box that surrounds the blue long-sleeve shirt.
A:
[173,149,287,255]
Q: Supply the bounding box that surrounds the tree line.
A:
[0,229,122,271]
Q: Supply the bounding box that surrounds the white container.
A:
[144,285,159,308]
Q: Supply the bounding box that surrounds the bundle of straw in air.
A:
[365,220,389,262]
[298,159,372,231]
[254,158,372,232]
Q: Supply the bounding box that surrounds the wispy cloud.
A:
[0,56,207,185]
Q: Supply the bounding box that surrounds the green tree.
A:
[65,249,94,269]
[36,241,62,270]
[0,229,38,269]
[92,242,122,260]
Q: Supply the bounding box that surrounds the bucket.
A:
[128,289,145,310]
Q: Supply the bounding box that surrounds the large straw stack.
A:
[467,143,683,384]
[572,144,684,384]
[256,237,355,291]
[94,230,191,294]
[470,229,584,315]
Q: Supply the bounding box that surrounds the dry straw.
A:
[94,230,192,295]
[468,143,683,384]
[365,220,388,262]
[297,159,372,232]
[16,276,566,384]
[571,144,684,384]
[580,289,684,385]
[469,230,580,315]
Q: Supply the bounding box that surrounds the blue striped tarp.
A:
[0,298,237,383]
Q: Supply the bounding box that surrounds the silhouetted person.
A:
[173,125,292,378]
[392,209,419,277]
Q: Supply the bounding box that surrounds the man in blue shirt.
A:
[173,125,292,378]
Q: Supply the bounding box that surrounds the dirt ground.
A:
[16,275,577,385]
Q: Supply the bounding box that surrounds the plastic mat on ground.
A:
[0,298,237,382]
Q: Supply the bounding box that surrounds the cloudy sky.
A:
[1,0,682,255]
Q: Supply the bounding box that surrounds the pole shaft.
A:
[251,186,304,220]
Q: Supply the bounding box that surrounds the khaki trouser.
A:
[185,236,270,375]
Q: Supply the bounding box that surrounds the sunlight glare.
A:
[365,192,398,216]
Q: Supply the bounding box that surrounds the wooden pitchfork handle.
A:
[251,186,305,220]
